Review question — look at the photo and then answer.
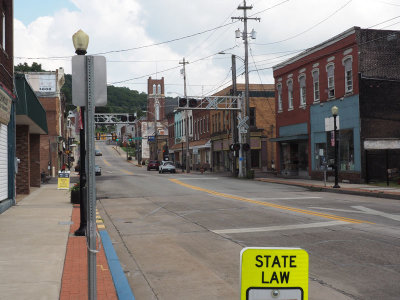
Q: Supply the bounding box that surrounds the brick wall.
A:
[30,134,41,187]
[16,125,30,195]
[40,135,50,174]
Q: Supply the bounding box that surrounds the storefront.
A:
[272,123,309,178]
[0,87,12,207]
[310,96,361,181]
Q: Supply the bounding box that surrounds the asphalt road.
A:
[94,141,400,300]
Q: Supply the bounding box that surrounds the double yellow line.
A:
[101,158,134,175]
[169,179,373,224]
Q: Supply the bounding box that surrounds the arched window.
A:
[326,63,335,99]
[157,84,162,95]
[343,56,353,93]
[312,69,319,102]
[287,79,293,110]
[277,83,283,112]
[298,74,306,106]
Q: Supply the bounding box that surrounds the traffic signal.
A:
[242,143,250,151]
[188,98,198,107]
[178,98,187,107]
[96,132,100,140]
[112,133,116,141]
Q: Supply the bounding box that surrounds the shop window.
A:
[326,129,354,171]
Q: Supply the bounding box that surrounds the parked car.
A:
[95,150,102,156]
[147,160,160,171]
[95,165,102,176]
[159,161,176,173]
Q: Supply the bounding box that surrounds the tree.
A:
[15,62,44,72]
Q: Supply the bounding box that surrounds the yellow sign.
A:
[57,172,70,190]
[240,247,308,300]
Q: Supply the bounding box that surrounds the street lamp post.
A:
[332,106,340,188]
[72,30,88,237]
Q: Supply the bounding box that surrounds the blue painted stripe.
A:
[100,230,135,300]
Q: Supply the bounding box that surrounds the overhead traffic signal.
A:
[178,98,187,107]
[242,143,250,151]
[96,132,100,140]
[188,98,198,107]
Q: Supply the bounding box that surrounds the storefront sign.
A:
[241,247,309,300]
[57,171,70,190]
[0,88,12,125]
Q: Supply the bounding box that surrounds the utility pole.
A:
[231,55,238,176]
[180,57,190,173]
[232,1,260,178]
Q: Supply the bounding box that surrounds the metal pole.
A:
[182,57,190,173]
[243,0,251,178]
[231,55,238,176]
[85,55,97,299]
[154,94,158,160]
[75,108,87,236]
[333,115,340,188]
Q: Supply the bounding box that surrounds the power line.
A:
[254,0,354,46]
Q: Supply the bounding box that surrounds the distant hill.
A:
[63,74,147,115]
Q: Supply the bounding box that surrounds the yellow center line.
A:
[169,179,374,224]
[120,169,134,175]
[102,158,111,167]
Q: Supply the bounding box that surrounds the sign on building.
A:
[240,247,309,300]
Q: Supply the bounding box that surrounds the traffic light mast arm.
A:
[177,95,243,111]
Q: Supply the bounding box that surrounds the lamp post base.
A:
[333,184,341,188]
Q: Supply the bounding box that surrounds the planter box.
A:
[71,190,80,204]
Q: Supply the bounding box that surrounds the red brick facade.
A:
[30,134,41,187]
[16,125,30,194]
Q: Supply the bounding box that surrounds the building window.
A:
[312,69,319,102]
[298,74,306,106]
[326,129,354,171]
[287,79,293,110]
[249,107,256,127]
[206,115,209,132]
[277,83,283,112]
[326,63,335,99]
[343,56,353,93]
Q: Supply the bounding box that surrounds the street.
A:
[95,142,400,300]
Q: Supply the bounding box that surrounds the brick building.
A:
[14,74,48,195]
[211,84,275,173]
[0,0,14,213]
[272,27,400,183]
[25,69,66,176]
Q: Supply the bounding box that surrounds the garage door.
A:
[0,124,8,201]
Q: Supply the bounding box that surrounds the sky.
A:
[14,0,400,96]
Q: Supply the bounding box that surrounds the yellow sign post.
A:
[240,247,309,300]
[57,171,70,190]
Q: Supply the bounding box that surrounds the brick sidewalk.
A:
[60,205,117,300]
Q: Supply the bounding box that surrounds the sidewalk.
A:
[0,176,131,300]
[254,174,400,200]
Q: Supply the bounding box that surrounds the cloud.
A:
[14,0,399,95]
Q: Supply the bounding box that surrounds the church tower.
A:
[147,77,165,122]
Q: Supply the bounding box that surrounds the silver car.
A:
[159,161,176,173]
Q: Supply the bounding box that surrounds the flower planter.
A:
[71,190,80,204]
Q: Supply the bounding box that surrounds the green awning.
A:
[15,74,48,134]
[270,134,309,142]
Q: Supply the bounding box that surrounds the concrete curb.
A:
[100,230,135,300]
[255,178,400,200]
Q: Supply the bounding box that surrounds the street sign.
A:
[240,247,309,300]
[72,55,107,106]
[148,136,155,141]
